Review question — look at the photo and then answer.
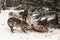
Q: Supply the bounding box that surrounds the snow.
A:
[40,17,46,21]
[32,14,55,25]
[0,10,60,40]
[47,15,55,21]
[40,15,55,21]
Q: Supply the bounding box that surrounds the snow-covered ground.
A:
[0,10,60,40]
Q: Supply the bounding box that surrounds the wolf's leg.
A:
[10,26,14,33]
[20,21,27,33]
[21,26,27,33]
[8,21,14,33]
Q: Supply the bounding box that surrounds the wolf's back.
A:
[7,17,21,27]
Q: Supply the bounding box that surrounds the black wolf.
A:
[7,17,29,33]
[19,10,28,22]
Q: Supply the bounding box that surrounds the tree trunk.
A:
[55,13,58,24]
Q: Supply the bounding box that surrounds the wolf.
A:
[19,11,32,26]
[7,17,29,33]
[8,12,20,18]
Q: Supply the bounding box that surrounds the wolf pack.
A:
[7,10,48,33]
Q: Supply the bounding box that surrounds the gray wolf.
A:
[7,17,29,33]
